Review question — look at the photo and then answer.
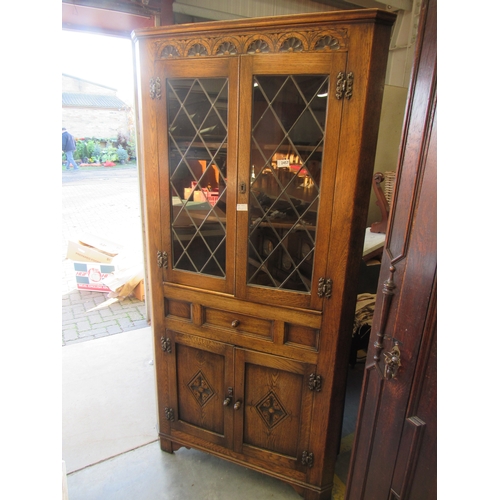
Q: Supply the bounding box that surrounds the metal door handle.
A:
[223,387,233,406]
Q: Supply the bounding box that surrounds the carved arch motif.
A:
[160,44,180,58]
[314,34,341,51]
[277,33,308,52]
[279,36,304,52]
[187,42,209,57]
[246,38,271,54]
[216,40,238,56]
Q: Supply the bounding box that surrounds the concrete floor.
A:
[63,326,363,500]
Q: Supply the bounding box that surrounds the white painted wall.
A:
[62,74,117,96]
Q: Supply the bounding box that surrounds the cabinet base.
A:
[159,436,189,454]
[157,435,332,500]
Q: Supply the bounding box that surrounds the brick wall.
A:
[62,74,131,139]
[63,107,130,139]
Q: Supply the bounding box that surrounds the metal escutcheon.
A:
[383,344,401,379]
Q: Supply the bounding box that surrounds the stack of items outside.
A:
[66,234,144,305]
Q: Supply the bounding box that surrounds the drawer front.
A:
[162,286,322,363]
[204,308,272,340]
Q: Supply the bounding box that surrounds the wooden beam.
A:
[62,0,161,17]
[160,0,175,26]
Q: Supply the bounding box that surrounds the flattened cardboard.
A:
[66,234,123,264]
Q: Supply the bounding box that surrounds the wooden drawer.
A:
[203,307,272,340]
[162,284,322,362]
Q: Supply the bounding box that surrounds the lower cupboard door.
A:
[233,348,315,473]
[165,331,234,449]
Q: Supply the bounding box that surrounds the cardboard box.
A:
[133,280,145,301]
[67,234,123,264]
[74,262,115,292]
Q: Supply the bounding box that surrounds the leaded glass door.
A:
[236,54,346,310]
[157,58,238,294]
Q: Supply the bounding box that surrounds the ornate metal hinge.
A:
[308,373,322,392]
[157,250,168,269]
[301,451,314,468]
[317,277,332,298]
[335,71,354,100]
[161,336,172,353]
[150,77,161,100]
[165,407,175,421]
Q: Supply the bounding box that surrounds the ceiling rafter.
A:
[62,0,162,18]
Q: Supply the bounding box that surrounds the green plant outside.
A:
[116,145,128,162]
[64,136,137,166]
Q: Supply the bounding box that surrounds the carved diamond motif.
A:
[188,370,215,406]
[256,391,288,429]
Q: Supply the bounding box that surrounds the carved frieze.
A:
[155,27,348,60]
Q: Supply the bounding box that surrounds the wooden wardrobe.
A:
[346,0,437,497]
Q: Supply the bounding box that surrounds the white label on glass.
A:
[237,204,248,211]
[277,159,290,168]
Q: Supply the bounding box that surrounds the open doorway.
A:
[61,30,147,346]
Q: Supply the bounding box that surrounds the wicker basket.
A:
[384,170,396,207]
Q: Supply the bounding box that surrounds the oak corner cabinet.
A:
[132,9,395,500]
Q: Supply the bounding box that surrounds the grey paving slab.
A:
[62,165,147,346]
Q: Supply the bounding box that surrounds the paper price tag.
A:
[237,204,248,211]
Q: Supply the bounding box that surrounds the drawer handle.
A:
[231,319,240,328]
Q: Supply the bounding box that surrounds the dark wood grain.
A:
[345,0,437,498]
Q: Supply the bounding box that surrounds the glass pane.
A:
[247,75,329,292]
[167,78,228,277]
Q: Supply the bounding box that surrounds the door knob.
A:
[233,400,242,410]
[223,387,233,406]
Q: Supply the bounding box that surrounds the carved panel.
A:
[188,370,215,406]
[156,27,348,59]
[255,391,288,429]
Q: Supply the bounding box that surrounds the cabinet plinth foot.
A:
[160,436,175,454]
[159,436,188,454]
[290,483,333,500]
